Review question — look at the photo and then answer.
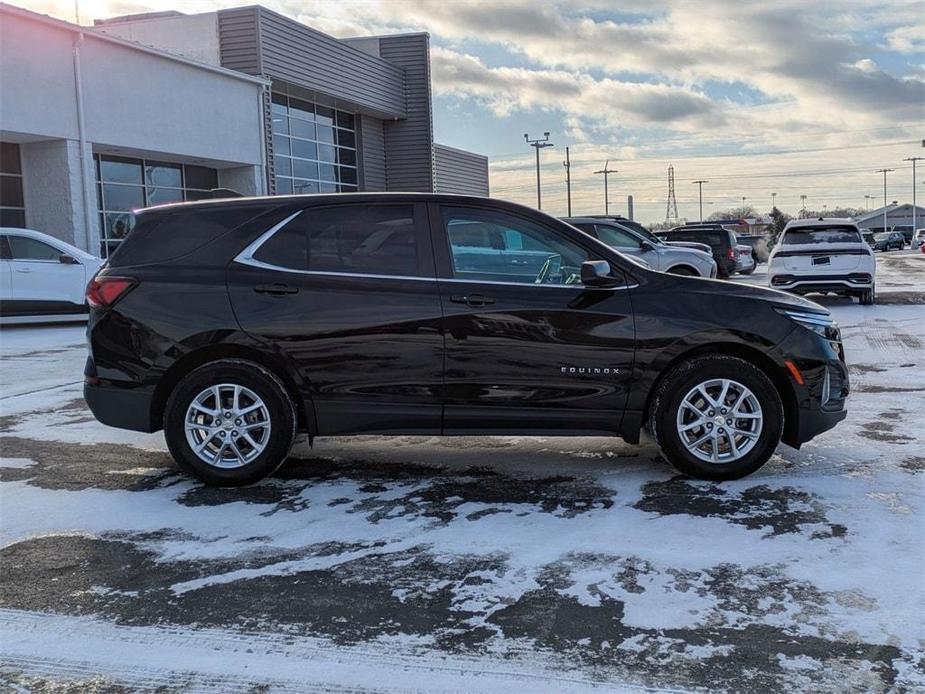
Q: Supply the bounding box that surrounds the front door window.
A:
[442,207,589,286]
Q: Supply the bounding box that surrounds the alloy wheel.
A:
[184,383,272,468]
[675,378,763,464]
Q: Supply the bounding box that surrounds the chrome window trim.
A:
[234,210,637,290]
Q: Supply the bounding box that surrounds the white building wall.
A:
[0,5,267,253]
[93,12,222,66]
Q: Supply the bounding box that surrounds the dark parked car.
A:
[85,194,849,486]
[656,224,739,277]
[872,231,905,251]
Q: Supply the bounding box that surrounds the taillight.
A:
[727,247,736,260]
[86,276,136,309]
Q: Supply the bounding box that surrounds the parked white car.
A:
[768,218,875,305]
[915,228,925,247]
[734,244,756,274]
[0,227,102,316]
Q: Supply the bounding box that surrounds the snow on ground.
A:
[0,250,923,692]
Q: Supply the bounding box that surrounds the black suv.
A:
[656,224,739,278]
[84,194,848,486]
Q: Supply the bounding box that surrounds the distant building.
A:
[1,2,489,258]
[854,203,925,233]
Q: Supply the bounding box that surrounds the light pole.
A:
[741,196,747,212]
[771,192,777,210]
[864,194,871,211]
[800,195,807,217]
[692,180,708,221]
[875,168,894,233]
[563,146,572,217]
[524,132,553,210]
[594,160,618,215]
[903,157,922,237]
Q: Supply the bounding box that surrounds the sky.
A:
[20,0,925,223]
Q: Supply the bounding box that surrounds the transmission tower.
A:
[665,165,679,224]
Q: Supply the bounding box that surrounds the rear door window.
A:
[254,204,420,277]
[593,224,641,249]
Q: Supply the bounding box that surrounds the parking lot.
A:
[0,250,922,693]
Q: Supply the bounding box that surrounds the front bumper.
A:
[777,326,850,448]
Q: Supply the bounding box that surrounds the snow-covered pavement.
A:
[1,251,923,692]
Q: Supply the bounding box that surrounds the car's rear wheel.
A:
[649,355,783,480]
[858,283,875,305]
[164,359,297,486]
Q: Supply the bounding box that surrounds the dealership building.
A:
[0,3,489,258]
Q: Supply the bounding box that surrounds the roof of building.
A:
[855,203,925,224]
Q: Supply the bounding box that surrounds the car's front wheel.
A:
[164,359,297,486]
[649,355,783,480]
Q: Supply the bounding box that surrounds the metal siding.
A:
[378,34,435,193]
[252,7,405,119]
[217,7,260,75]
[358,115,387,191]
[434,144,490,196]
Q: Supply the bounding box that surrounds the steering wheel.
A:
[534,254,560,284]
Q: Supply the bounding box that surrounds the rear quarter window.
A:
[108,205,276,266]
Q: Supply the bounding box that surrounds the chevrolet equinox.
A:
[84,194,849,486]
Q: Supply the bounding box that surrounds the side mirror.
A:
[640,241,655,252]
[59,254,79,265]
[580,260,619,287]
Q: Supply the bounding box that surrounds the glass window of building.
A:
[94,154,218,258]
[271,93,359,196]
[0,142,26,228]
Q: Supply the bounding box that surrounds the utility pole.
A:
[771,192,777,210]
[876,168,894,233]
[903,157,922,238]
[594,160,618,215]
[692,180,708,222]
[563,147,572,217]
[524,132,553,210]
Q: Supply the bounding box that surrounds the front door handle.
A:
[450,294,495,306]
[15,268,32,273]
[254,283,298,295]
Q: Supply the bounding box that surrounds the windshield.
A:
[782,227,861,245]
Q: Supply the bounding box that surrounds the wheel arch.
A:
[642,341,799,446]
[665,264,700,276]
[150,343,314,435]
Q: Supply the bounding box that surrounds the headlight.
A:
[775,308,839,339]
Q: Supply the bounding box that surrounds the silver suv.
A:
[565,217,717,277]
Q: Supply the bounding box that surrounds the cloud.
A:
[887,24,925,53]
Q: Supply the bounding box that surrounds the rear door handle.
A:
[254,283,298,295]
[450,294,495,306]
[15,268,32,273]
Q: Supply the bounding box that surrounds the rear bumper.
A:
[770,273,873,293]
[84,376,157,433]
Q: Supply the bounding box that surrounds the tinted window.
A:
[254,205,419,277]
[109,206,275,267]
[783,227,861,245]
[593,224,641,249]
[9,236,61,261]
[444,208,589,285]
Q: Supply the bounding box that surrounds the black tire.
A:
[164,359,297,486]
[741,266,756,275]
[667,266,698,276]
[858,284,875,305]
[648,355,783,480]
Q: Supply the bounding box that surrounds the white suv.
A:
[768,218,875,305]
